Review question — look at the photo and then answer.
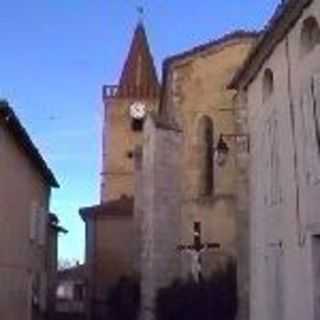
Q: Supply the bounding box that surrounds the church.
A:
[80,23,160,318]
[80,1,320,320]
[80,18,257,320]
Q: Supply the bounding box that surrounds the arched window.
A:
[263,68,274,103]
[197,115,214,196]
[301,16,320,55]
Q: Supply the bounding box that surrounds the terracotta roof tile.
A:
[117,22,160,99]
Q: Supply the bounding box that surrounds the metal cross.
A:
[177,222,220,282]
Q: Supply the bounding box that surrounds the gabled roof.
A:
[229,0,313,89]
[163,30,260,67]
[80,195,134,221]
[159,30,259,114]
[0,101,59,188]
[117,22,160,98]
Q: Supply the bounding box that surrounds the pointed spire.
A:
[118,22,160,99]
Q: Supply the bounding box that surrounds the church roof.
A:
[159,30,259,115]
[0,101,59,188]
[163,30,260,67]
[79,196,134,221]
[229,0,313,89]
[117,22,160,98]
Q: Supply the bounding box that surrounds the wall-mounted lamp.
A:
[214,133,249,166]
[214,135,229,166]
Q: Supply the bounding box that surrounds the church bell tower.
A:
[101,22,160,203]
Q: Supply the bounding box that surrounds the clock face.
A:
[129,102,146,119]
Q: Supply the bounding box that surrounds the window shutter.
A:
[27,274,33,320]
[39,272,47,312]
[30,202,38,241]
[38,209,47,246]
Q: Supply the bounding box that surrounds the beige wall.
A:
[47,226,59,314]
[137,36,255,320]
[0,120,52,320]
[237,2,320,320]
[91,94,159,307]
[139,116,183,320]
[101,97,158,202]
[94,215,136,299]
[162,38,255,275]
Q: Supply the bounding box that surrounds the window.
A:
[29,202,47,245]
[30,202,39,241]
[263,68,274,102]
[131,118,144,131]
[197,115,214,196]
[38,209,47,246]
[301,16,320,56]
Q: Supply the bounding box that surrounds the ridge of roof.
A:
[0,101,59,188]
[163,30,260,67]
[229,0,313,89]
[158,30,259,115]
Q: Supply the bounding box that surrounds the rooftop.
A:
[0,100,59,188]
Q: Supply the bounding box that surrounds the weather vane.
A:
[137,5,144,21]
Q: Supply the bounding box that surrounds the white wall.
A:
[246,2,320,319]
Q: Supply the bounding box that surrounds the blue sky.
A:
[0,0,279,262]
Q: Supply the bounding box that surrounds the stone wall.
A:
[137,35,256,320]
[139,115,183,320]
[101,97,158,203]
[235,1,320,319]
[160,37,256,278]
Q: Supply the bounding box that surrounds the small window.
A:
[263,68,274,102]
[301,16,320,55]
[131,118,144,131]
[197,115,214,196]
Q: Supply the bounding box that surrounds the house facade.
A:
[0,101,60,320]
[56,263,86,314]
[229,1,320,319]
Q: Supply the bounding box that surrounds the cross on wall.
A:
[177,222,220,282]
